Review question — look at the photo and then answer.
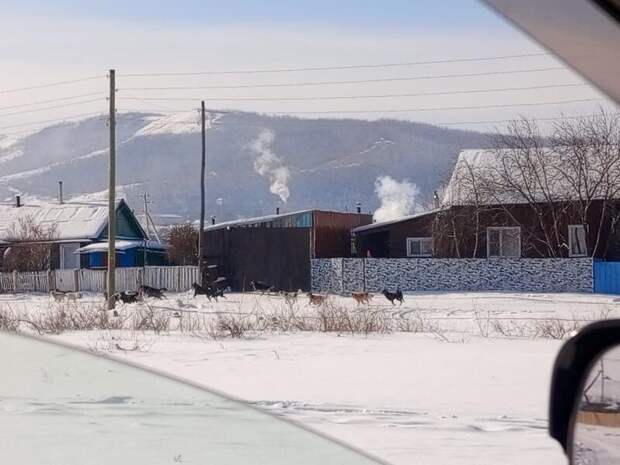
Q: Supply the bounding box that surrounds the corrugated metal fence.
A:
[0,266,200,294]
[593,261,620,294]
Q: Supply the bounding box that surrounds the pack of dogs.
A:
[246,280,404,307]
[57,275,404,309]
[101,285,168,305]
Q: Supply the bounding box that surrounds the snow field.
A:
[3,290,618,464]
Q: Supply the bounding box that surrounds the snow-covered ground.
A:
[3,291,617,464]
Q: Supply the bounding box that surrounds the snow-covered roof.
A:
[204,209,314,232]
[352,209,442,234]
[443,148,620,207]
[76,240,165,254]
[0,199,120,242]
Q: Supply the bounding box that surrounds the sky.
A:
[0,0,615,135]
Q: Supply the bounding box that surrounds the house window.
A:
[60,243,80,269]
[406,237,433,257]
[569,225,587,257]
[487,227,521,258]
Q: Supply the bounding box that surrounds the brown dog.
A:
[307,292,327,306]
[352,292,373,305]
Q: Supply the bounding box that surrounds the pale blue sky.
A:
[3,0,501,30]
[0,1,611,132]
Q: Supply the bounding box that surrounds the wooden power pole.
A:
[107,69,117,310]
[198,101,206,281]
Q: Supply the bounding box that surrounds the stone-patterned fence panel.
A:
[312,258,593,293]
[311,259,345,294]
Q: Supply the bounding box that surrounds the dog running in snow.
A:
[192,282,226,302]
[250,280,274,294]
[103,290,141,304]
[281,290,300,305]
[351,291,373,305]
[50,290,81,302]
[50,290,66,302]
[382,288,404,306]
[307,292,327,306]
[139,284,167,299]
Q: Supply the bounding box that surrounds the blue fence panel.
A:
[594,261,620,294]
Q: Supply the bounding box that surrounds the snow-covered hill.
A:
[0,111,490,221]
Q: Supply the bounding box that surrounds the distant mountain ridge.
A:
[0,111,491,222]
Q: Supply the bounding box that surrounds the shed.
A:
[204,209,372,291]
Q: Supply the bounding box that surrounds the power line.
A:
[119,52,549,77]
[0,75,105,95]
[118,67,568,91]
[119,97,603,117]
[0,92,106,112]
[119,83,589,103]
[263,98,604,115]
[0,98,105,118]
[0,111,106,131]
[438,114,602,126]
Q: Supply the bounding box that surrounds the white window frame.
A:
[568,224,588,257]
[406,237,433,257]
[486,227,521,258]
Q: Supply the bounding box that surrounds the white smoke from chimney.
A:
[250,129,290,203]
[373,175,420,222]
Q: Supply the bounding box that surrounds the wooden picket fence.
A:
[0,266,200,294]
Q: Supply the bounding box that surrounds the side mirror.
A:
[549,319,620,464]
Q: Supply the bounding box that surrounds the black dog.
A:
[249,280,274,294]
[192,282,226,302]
[139,285,166,299]
[382,288,404,306]
[115,291,141,304]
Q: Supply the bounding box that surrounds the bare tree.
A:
[166,223,199,265]
[435,155,490,257]
[3,216,58,271]
[441,110,620,258]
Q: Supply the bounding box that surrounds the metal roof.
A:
[203,209,316,232]
[352,209,442,234]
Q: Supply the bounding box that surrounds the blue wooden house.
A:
[0,197,166,270]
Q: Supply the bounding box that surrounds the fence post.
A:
[12,269,17,292]
[340,258,345,295]
[73,269,80,292]
[362,258,366,292]
[138,268,144,288]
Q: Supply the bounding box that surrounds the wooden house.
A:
[0,197,166,271]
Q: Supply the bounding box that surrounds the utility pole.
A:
[198,101,206,283]
[107,69,116,310]
[142,193,149,268]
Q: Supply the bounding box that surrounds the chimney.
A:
[58,181,64,204]
[356,202,362,214]
[211,216,216,225]
[276,207,280,215]
[15,195,21,208]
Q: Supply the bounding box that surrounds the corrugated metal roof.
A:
[204,209,316,231]
[0,199,122,242]
[352,209,442,234]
